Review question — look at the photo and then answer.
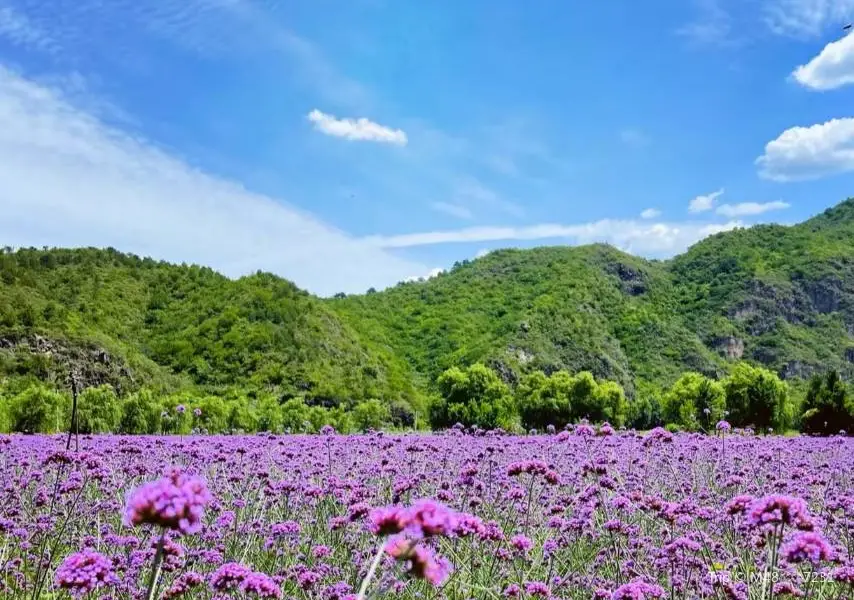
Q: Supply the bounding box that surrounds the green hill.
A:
[3,198,854,411]
[0,248,422,408]
[335,198,854,395]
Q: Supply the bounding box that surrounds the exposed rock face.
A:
[0,333,133,393]
[711,336,744,360]
[508,345,535,365]
[779,360,816,381]
[486,358,518,386]
[609,262,647,296]
[801,276,843,314]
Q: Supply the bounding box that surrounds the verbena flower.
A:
[124,469,212,535]
[163,571,204,599]
[610,580,665,599]
[210,562,252,591]
[782,531,834,564]
[55,549,118,595]
[240,571,282,598]
[746,495,814,531]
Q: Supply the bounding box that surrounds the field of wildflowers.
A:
[1,426,852,599]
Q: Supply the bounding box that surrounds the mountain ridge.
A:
[2,198,854,409]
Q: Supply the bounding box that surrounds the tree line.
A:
[429,362,854,434]
[1,362,852,435]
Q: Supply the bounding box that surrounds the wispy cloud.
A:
[677,0,736,46]
[307,109,407,145]
[0,66,425,296]
[764,0,854,37]
[640,208,661,219]
[716,201,790,217]
[430,202,473,220]
[792,32,854,90]
[757,118,854,181]
[0,3,58,54]
[454,176,525,218]
[362,219,742,256]
[689,188,725,213]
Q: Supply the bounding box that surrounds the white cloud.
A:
[307,109,407,145]
[716,201,790,217]
[689,188,725,213]
[640,208,661,219]
[792,33,854,90]
[0,66,426,296]
[430,202,473,220]
[764,0,854,37]
[403,267,444,283]
[756,118,854,181]
[362,219,743,256]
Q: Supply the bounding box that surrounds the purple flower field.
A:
[1,428,852,599]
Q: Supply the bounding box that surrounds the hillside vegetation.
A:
[2,199,854,432]
[337,199,854,394]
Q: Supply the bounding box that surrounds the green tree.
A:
[9,384,68,433]
[431,363,513,430]
[517,371,571,430]
[256,394,283,432]
[596,380,628,426]
[662,373,726,431]
[119,389,162,434]
[280,398,311,432]
[801,371,853,435]
[197,396,229,433]
[77,384,121,433]
[227,396,257,432]
[352,398,390,431]
[723,362,791,432]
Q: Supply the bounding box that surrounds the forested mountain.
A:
[338,199,854,397]
[0,248,422,408]
[3,199,854,417]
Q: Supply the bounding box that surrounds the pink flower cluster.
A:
[124,469,212,534]
[55,549,118,595]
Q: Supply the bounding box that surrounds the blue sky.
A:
[1,0,854,295]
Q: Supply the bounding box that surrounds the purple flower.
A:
[510,534,533,552]
[193,408,202,417]
[176,404,186,414]
[716,420,731,432]
[241,571,282,598]
[405,499,458,537]
[320,425,336,435]
[525,581,550,597]
[368,506,408,535]
[782,531,835,565]
[210,562,252,591]
[610,580,665,599]
[124,470,212,535]
[384,536,451,586]
[746,495,814,531]
[163,572,204,599]
[55,550,118,595]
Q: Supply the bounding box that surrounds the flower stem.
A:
[357,542,386,600]
[145,530,167,600]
